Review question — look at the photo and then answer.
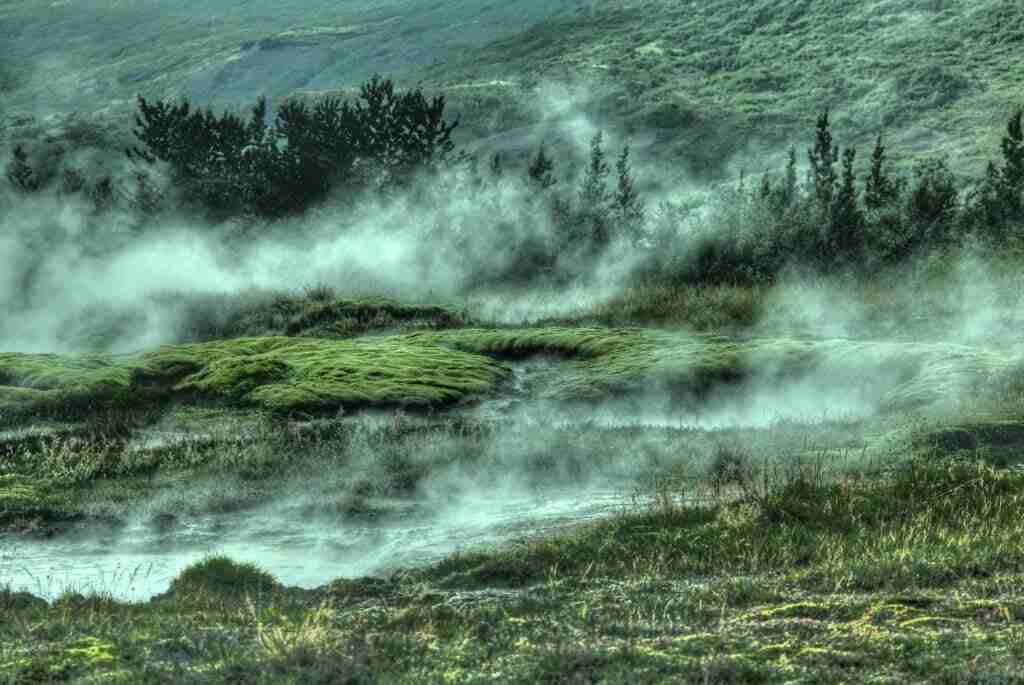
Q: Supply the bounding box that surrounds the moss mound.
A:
[1,327,1020,424]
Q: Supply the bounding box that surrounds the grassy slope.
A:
[411,0,1024,189]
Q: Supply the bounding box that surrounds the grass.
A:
[2,310,1024,681]
[3,420,1024,682]
[4,322,1020,427]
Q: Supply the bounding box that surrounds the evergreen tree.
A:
[807,109,838,215]
[905,156,960,251]
[578,131,612,247]
[612,143,645,246]
[998,105,1024,220]
[526,142,556,190]
[579,131,610,206]
[5,144,39,192]
[830,146,865,261]
[782,144,798,208]
[759,171,772,203]
[489,151,503,180]
[863,133,903,210]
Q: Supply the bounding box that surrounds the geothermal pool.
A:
[0,484,636,604]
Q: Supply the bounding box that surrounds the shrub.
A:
[5,143,39,193]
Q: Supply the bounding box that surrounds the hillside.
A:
[2,0,1022,194]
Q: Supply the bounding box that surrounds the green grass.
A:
[4,322,1022,426]
[3,434,1024,683]
[2,322,1024,680]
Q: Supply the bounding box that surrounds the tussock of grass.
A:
[140,335,511,414]
[154,555,283,606]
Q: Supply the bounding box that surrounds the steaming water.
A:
[0,360,881,605]
[463,359,877,428]
[0,484,633,604]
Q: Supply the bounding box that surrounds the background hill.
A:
[2,0,1022,196]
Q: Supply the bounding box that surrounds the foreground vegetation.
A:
[1,285,1024,681]
[3,409,1024,683]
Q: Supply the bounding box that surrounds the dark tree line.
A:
[6,76,1024,287]
[123,75,466,221]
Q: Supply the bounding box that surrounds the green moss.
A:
[0,353,138,422]
[146,335,512,414]
[1,328,1020,423]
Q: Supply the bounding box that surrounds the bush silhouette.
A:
[5,144,39,193]
[125,75,465,221]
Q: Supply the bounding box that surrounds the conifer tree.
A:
[578,131,612,247]
[830,146,864,260]
[5,144,39,192]
[612,143,645,246]
[863,133,903,210]
[579,131,610,206]
[807,110,838,214]
[782,144,798,208]
[489,151,503,180]
[527,142,556,190]
[998,105,1024,219]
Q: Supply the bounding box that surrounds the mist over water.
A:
[0,370,886,605]
[0,482,632,604]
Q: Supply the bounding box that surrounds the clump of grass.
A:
[301,282,337,303]
[590,283,765,330]
[162,554,282,605]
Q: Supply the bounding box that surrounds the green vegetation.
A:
[5,3,1024,681]
[9,76,1024,290]
[3,414,1024,682]
[3,324,1020,428]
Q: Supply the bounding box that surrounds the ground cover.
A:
[4,321,1022,427]
[2,433,1024,683]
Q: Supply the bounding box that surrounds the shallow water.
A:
[0,484,634,604]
